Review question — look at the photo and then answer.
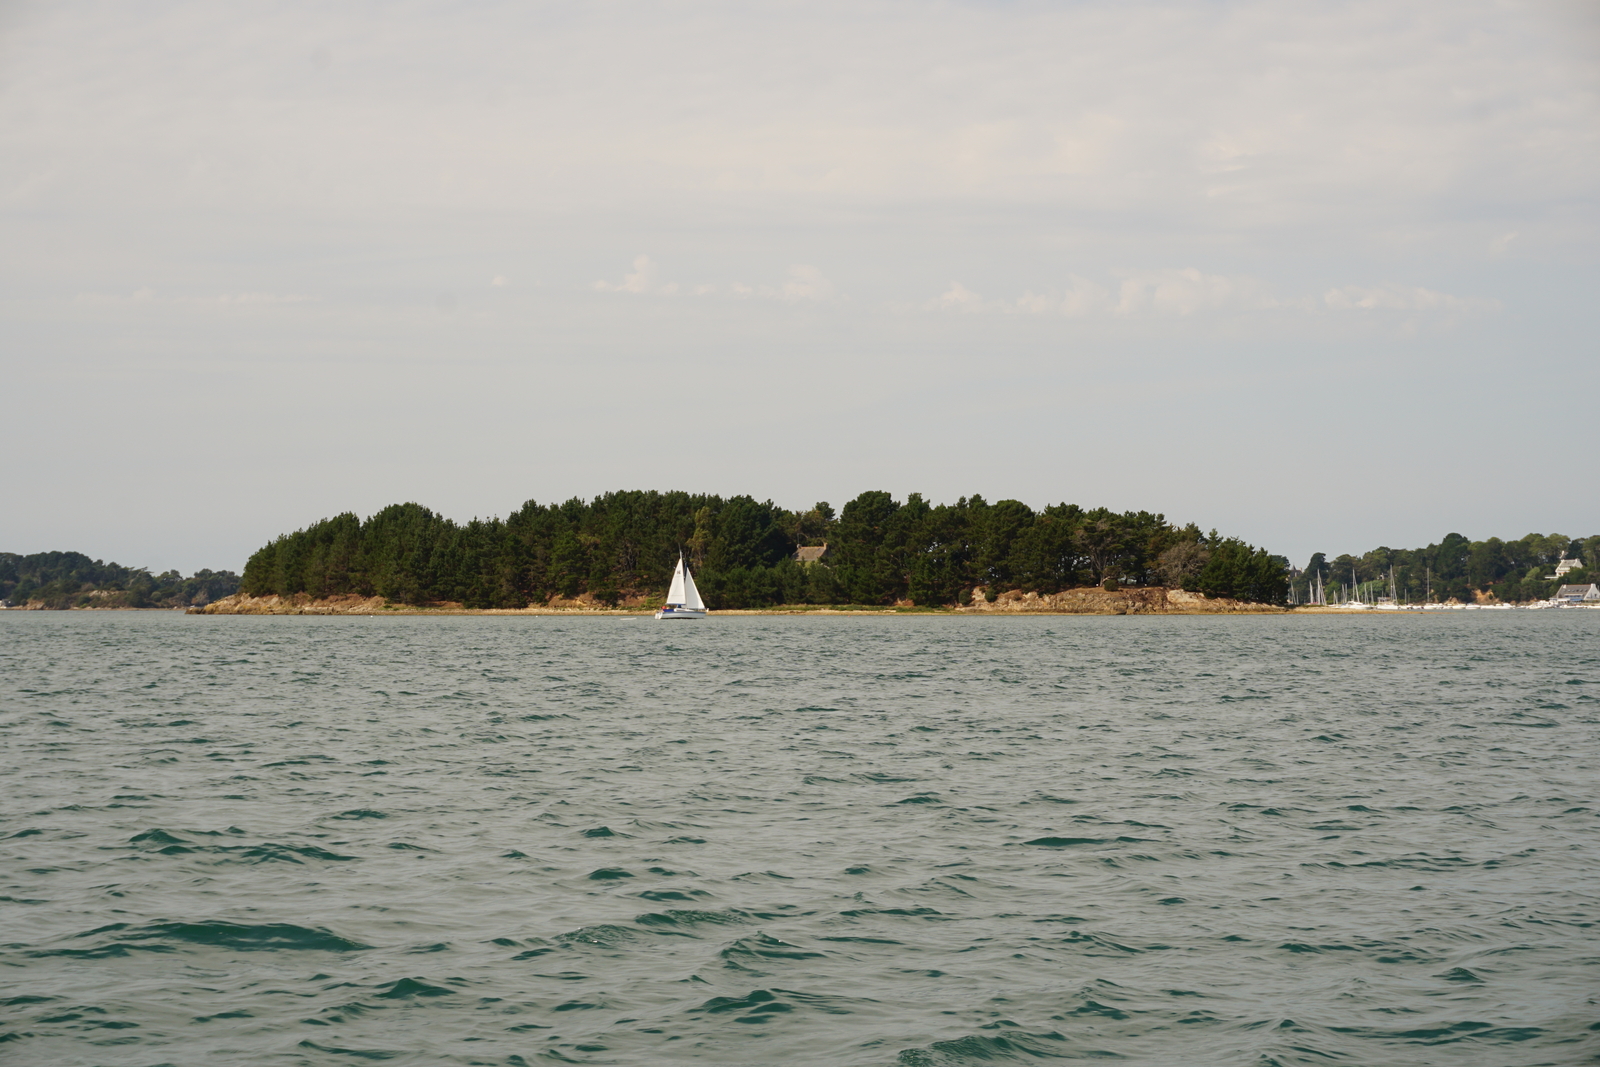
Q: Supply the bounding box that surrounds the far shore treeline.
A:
[0,552,240,610]
[236,492,1287,609]
[1297,532,1600,606]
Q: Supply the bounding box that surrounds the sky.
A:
[3,0,1597,573]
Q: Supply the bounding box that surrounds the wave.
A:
[897,1026,1080,1064]
[26,920,369,959]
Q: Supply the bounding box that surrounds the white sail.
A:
[682,565,705,611]
[666,557,688,605]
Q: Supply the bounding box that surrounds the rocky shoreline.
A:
[186,587,1283,616]
[959,587,1280,614]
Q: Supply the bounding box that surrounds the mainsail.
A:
[666,557,688,605]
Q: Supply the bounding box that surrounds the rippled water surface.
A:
[3,611,1598,1066]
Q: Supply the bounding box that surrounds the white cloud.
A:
[593,254,658,294]
[1113,268,1275,317]
[924,270,1495,318]
[928,282,991,312]
[1323,285,1498,312]
[594,258,834,302]
[1006,277,1116,318]
[779,265,834,302]
[925,269,1268,317]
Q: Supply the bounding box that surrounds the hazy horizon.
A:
[4,0,1597,573]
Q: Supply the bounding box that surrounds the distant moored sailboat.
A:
[655,554,707,620]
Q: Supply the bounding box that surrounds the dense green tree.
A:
[907,500,975,606]
[708,496,790,572]
[548,533,588,599]
[831,490,906,603]
[1187,539,1288,604]
[971,498,1034,590]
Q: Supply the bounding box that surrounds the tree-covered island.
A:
[235,491,1288,610]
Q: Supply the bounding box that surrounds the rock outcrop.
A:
[189,592,647,615]
[959,587,1282,615]
[190,593,391,615]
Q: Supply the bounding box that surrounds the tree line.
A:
[0,551,240,609]
[237,491,1288,609]
[1295,532,1600,605]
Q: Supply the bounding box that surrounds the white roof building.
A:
[1553,583,1600,604]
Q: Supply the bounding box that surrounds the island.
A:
[193,491,1288,614]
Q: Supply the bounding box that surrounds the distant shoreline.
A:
[183,589,1289,617]
[4,602,1578,616]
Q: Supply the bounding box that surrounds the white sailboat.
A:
[1375,565,1402,609]
[1343,565,1371,609]
[655,554,708,620]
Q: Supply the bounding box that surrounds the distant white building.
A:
[1554,558,1582,578]
[1552,583,1600,605]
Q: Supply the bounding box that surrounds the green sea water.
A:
[2,611,1597,1066]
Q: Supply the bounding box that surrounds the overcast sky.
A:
[3,0,1597,573]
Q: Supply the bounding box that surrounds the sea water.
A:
[2,611,1596,1066]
